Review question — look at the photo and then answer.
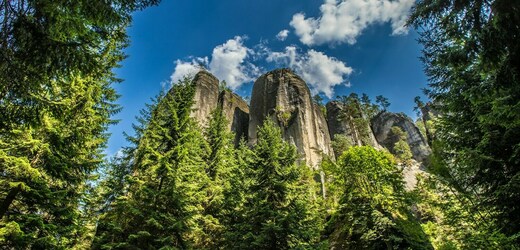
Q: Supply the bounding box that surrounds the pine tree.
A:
[410,0,520,242]
[200,107,238,248]
[413,96,432,146]
[93,78,210,249]
[360,93,379,119]
[0,0,158,248]
[337,94,373,146]
[220,139,254,249]
[239,119,321,249]
[325,146,431,249]
[389,126,413,164]
[375,95,390,111]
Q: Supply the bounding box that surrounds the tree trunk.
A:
[0,183,22,218]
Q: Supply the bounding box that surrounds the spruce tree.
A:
[220,139,254,249]
[325,146,431,249]
[410,0,520,242]
[0,0,158,248]
[239,119,321,249]
[93,78,210,249]
[200,107,238,248]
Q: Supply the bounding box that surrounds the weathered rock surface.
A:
[401,160,427,190]
[248,69,333,168]
[326,101,380,150]
[371,112,431,161]
[218,90,250,146]
[190,70,220,127]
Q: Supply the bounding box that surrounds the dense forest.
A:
[1,0,519,249]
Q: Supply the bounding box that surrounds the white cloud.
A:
[290,0,414,46]
[209,36,259,90]
[171,36,259,90]
[276,29,289,41]
[170,36,352,97]
[170,57,208,84]
[267,46,353,98]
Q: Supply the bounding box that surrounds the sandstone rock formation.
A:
[371,112,431,161]
[190,70,220,127]
[189,69,429,172]
[248,69,333,168]
[326,101,379,150]
[218,90,250,146]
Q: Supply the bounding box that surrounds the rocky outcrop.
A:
[326,101,379,151]
[248,69,333,168]
[190,70,220,127]
[218,90,250,146]
[188,69,430,169]
[371,112,431,161]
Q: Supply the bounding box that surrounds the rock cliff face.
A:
[189,69,430,171]
[248,69,333,168]
[326,101,380,150]
[218,90,250,146]
[371,112,431,161]
[190,71,220,127]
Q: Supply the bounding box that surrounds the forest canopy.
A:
[1,0,519,249]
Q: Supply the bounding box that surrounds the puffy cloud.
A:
[171,37,352,97]
[171,36,259,90]
[290,0,414,46]
[267,46,353,98]
[276,29,289,41]
[209,36,259,90]
[170,57,207,84]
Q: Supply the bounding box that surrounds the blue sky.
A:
[108,0,427,156]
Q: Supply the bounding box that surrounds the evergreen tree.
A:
[410,0,520,242]
[201,107,238,248]
[220,139,254,249]
[413,96,432,146]
[389,126,413,164]
[337,94,373,146]
[375,95,390,111]
[0,1,158,247]
[93,78,210,249]
[325,146,431,249]
[331,134,354,157]
[239,119,321,249]
[412,174,514,249]
[360,93,379,119]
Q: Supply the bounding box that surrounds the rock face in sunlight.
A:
[372,112,431,162]
[191,70,220,127]
[248,68,334,168]
[326,100,380,148]
[218,90,250,146]
[189,68,430,183]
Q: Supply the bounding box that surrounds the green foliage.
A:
[93,77,211,249]
[394,140,413,163]
[236,119,322,249]
[275,106,293,127]
[413,96,433,146]
[389,126,413,163]
[201,107,238,248]
[375,95,390,111]
[337,94,374,146]
[0,0,157,248]
[313,94,324,106]
[325,146,431,249]
[410,0,520,243]
[360,93,380,119]
[412,174,516,249]
[219,80,231,92]
[331,134,354,157]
